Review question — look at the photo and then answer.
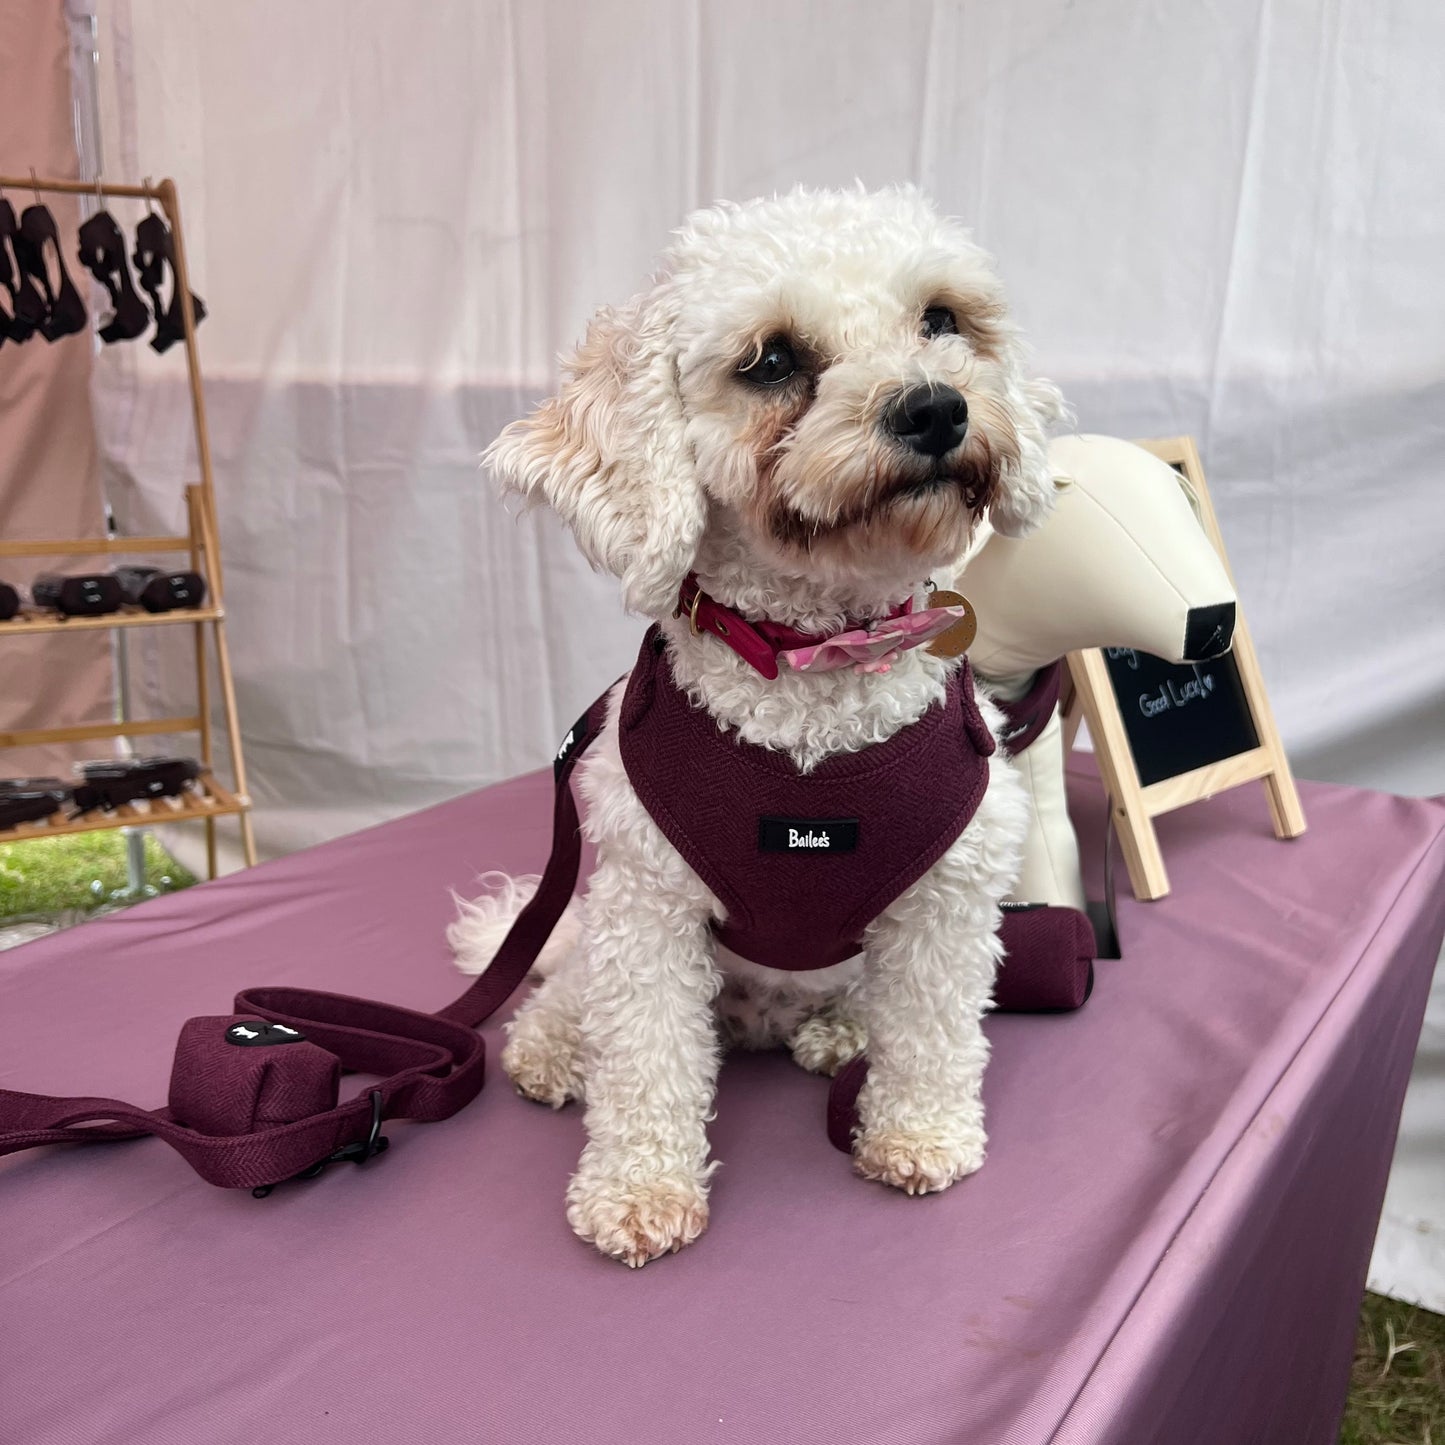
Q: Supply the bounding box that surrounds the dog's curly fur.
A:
[452,186,1063,1266]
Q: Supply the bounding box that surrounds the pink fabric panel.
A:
[0,3,111,777]
[0,764,1441,1444]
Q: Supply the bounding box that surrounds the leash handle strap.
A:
[0,691,613,1190]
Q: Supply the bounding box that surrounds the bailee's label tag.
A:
[758,817,859,853]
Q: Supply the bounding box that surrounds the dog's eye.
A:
[739,336,798,386]
[921,306,958,339]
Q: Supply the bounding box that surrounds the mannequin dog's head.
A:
[488,186,1063,616]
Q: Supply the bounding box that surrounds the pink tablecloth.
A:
[2,763,1442,1445]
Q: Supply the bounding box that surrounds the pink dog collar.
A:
[675,575,960,679]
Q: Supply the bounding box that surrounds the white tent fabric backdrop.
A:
[90,1,1443,1306]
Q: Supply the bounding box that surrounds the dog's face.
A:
[488,187,1062,615]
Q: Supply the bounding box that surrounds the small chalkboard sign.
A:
[1064,437,1305,900]
[1101,646,1259,788]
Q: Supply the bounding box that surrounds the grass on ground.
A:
[0,830,197,917]
[1342,1293,1445,1445]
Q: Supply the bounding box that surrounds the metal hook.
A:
[29,167,41,204]
[142,177,156,215]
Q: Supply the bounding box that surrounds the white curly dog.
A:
[452,186,1063,1266]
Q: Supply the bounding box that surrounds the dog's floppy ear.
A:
[989,375,1068,538]
[484,292,706,617]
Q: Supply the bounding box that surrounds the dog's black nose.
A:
[885,385,969,458]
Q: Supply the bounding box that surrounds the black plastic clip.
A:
[251,1090,390,1198]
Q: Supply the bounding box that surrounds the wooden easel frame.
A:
[1061,436,1305,900]
[0,174,255,874]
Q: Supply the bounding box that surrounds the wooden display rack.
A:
[0,174,255,874]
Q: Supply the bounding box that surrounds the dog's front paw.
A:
[566,1170,710,1268]
[501,1030,582,1109]
[789,1007,868,1076]
[853,1125,986,1195]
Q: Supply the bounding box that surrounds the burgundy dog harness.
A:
[0,636,1089,1192]
[619,628,997,970]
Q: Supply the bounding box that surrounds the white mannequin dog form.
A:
[452,187,1063,1266]
[957,434,1238,910]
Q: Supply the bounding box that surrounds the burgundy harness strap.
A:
[995,659,1065,756]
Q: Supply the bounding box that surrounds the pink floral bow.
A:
[779,605,968,675]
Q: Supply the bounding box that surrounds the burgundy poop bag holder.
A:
[0,689,1094,1195]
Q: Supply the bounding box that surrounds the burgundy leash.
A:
[0,692,613,1195]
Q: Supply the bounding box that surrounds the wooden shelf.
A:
[0,174,257,874]
[0,716,202,752]
[0,534,193,560]
[0,604,222,637]
[0,776,248,848]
